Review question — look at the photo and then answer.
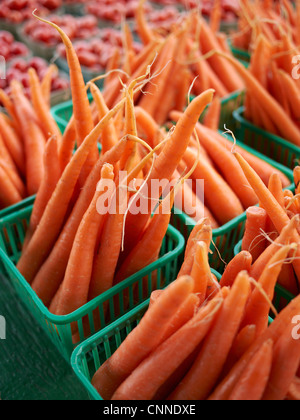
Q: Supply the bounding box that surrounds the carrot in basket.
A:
[91,276,195,400]
[295,167,300,194]
[262,322,300,401]
[178,224,213,278]
[234,152,300,282]
[203,96,221,131]
[33,13,98,168]
[53,164,115,316]
[242,244,296,337]
[286,377,300,401]
[138,34,177,118]
[123,89,215,255]
[170,270,251,400]
[222,324,257,377]
[218,52,300,146]
[111,293,224,401]
[40,64,58,108]
[241,206,268,262]
[10,81,45,196]
[114,188,175,285]
[203,126,290,187]
[58,118,77,171]
[249,215,299,279]
[190,241,213,304]
[136,0,156,45]
[268,173,285,208]
[134,106,162,148]
[228,339,273,401]
[17,93,129,284]
[22,136,61,252]
[0,89,21,134]
[219,251,253,288]
[183,147,244,225]
[208,293,300,401]
[278,70,300,121]
[28,67,62,142]
[199,18,245,93]
[89,82,118,155]
[0,113,25,176]
[32,138,129,307]
[0,162,22,207]
[210,0,222,33]
[0,158,26,199]
[159,293,200,343]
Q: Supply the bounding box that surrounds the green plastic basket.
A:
[71,269,222,401]
[233,107,300,169]
[234,239,296,312]
[0,205,185,362]
[170,134,295,273]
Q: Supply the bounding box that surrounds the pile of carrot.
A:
[236,31,300,146]
[0,64,61,210]
[97,0,245,125]
[232,0,300,52]
[91,213,300,400]
[169,105,291,228]
[238,164,300,297]
[15,13,219,324]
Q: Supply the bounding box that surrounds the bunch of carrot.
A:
[91,215,300,400]
[232,0,300,52]
[238,32,300,146]
[0,63,61,210]
[169,105,291,228]
[98,0,245,125]
[15,13,219,325]
[236,165,300,297]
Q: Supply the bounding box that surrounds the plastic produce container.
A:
[233,107,300,169]
[0,205,185,361]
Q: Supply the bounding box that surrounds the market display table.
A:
[0,273,89,400]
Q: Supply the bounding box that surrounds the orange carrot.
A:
[91,276,195,400]
[220,251,253,288]
[262,323,300,400]
[41,64,58,108]
[183,146,244,225]
[218,52,300,146]
[242,244,295,337]
[111,294,224,401]
[208,293,300,400]
[228,339,273,401]
[123,90,215,256]
[10,81,45,196]
[203,96,221,131]
[170,271,251,400]
[53,164,115,316]
[23,136,61,251]
[0,162,22,207]
[190,241,213,304]
[241,206,268,262]
[32,139,128,306]
[0,113,25,176]
[28,67,62,141]
[17,95,128,284]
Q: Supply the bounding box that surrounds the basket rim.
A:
[233,106,300,154]
[0,205,185,326]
